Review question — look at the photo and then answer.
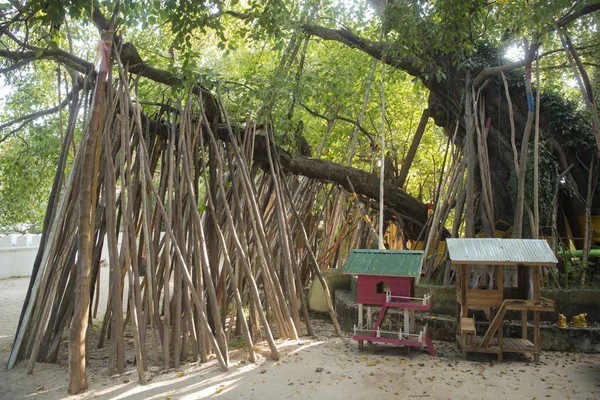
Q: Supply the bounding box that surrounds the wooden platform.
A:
[503,298,555,312]
[353,293,436,356]
[457,334,539,357]
[353,329,436,356]
[502,338,537,352]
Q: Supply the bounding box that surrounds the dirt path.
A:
[0,266,123,349]
[0,277,29,348]
[0,276,599,399]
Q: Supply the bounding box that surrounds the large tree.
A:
[1,1,598,240]
[2,0,600,393]
[308,1,600,241]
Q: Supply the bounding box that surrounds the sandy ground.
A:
[1,276,599,400]
[0,266,121,350]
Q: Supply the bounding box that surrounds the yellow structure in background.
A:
[408,240,446,269]
[382,223,447,270]
[577,216,600,244]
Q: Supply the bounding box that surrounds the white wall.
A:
[0,232,141,279]
[0,235,40,279]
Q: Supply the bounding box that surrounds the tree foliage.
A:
[0,0,598,236]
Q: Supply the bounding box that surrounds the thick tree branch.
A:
[241,132,429,238]
[556,2,600,27]
[543,62,600,71]
[0,58,31,73]
[473,58,532,89]
[472,45,574,88]
[473,4,600,88]
[0,48,93,74]
[0,41,221,122]
[0,17,431,239]
[196,122,428,237]
[302,24,423,77]
[289,156,426,222]
[0,121,30,145]
[0,81,83,133]
[117,42,220,121]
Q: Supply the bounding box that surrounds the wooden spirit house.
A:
[446,238,556,362]
[343,249,436,356]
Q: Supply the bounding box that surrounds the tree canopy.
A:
[1,1,598,232]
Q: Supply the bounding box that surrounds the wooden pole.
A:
[198,113,280,360]
[378,58,386,250]
[534,55,541,238]
[281,177,344,336]
[464,74,475,238]
[189,142,257,362]
[68,21,114,393]
[397,108,430,188]
[513,58,535,239]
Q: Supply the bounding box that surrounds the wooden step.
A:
[460,317,476,335]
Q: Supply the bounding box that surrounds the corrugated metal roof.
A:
[446,238,558,266]
[342,249,424,277]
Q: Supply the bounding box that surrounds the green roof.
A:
[342,249,424,277]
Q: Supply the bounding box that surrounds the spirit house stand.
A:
[446,238,556,362]
[343,249,436,356]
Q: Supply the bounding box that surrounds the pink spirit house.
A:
[343,249,435,356]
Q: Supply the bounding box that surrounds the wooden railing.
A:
[385,292,431,305]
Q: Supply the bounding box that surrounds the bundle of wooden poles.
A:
[7,49,365,386]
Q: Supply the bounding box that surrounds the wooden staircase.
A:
[479,300,508,348]
[478,298,556,348]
